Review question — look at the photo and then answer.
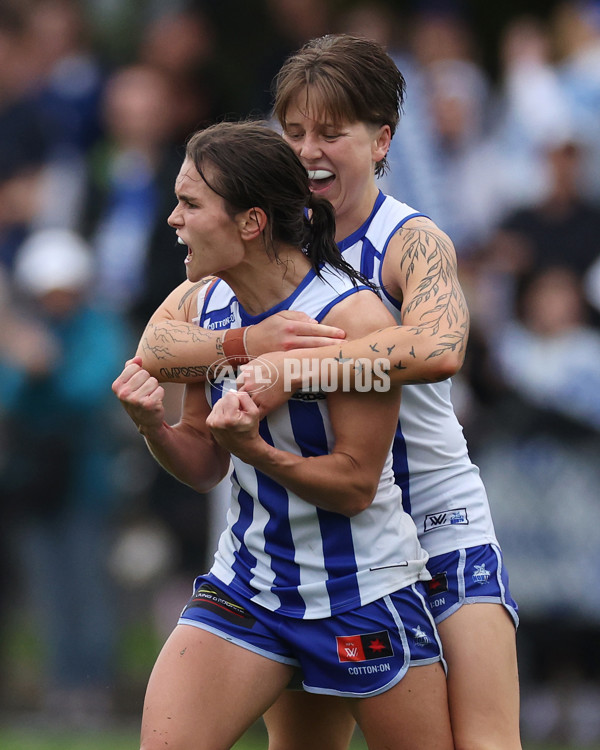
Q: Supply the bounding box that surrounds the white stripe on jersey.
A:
[339,191,498,557]
[199,265,430,619]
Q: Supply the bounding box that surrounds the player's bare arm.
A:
[112,355,230,492]
[378,215,470,378]
[318,216,469,386]
[136,278,225,381]
[239,218,469,412]
[136,278,346,384]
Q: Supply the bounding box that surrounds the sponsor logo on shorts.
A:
[181,583,256,628]
[427,572,448,597]
[348,663,392,675]
[336,630,394,663]
[472,563,491,586]
[423,508,468,533]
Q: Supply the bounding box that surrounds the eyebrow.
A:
[174,188,194,202]
[284,119,338,130]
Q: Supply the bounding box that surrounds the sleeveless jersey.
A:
[196,264,430,620]
[338,192,498,557]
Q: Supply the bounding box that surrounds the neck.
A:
[218,244,312,316]
[334,183,380,243]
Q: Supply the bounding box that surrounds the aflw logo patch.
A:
[423,508,468,533]
[427,572,448,597]
[336,630,394,663]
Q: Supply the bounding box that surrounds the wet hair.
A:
[185,120,374,288]
[273,34,406,177]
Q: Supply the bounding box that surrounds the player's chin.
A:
[184,262,202,283]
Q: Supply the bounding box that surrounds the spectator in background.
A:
[494,265,600,431]
[21,0,106,230]
[136,6,223,140]
[473,264,600,746]
[492,14,574,213]
[0,228,130,723]
[553,0,600,201]
[349,4,497,257]
[477,134,600,332]
[77,63,186,331]
[0,2,51,268]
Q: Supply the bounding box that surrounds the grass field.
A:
[1,723,600,750]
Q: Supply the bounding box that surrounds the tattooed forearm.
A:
[397,225,469,358]
[159,365,210,379]
[141,320,216,361]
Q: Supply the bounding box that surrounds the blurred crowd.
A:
[0,0,599,744]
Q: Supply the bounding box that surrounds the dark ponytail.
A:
[304,193,377,291]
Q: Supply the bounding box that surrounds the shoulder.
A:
[322,288,395,339]
[391,214,455,249]
[384,215,457,276]
[148,277,217,324]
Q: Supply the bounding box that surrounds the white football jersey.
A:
[339,192,498,557]
[196,265,430,619]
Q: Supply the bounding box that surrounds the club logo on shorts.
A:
[411,625,430,647]
[472,563,491,585]
[336,630,394,662]
[423,508,468,533]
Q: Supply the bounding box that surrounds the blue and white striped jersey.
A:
[196,264,430,620]
[339,192,498,558]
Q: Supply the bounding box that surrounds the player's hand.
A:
[111,356,166,435]
[206,390,262,459]
[245,310,345,356]
[236,351,295,417]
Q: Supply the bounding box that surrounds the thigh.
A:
[264,690,356,750]
[438,602,522,750]
[141,624,293,750]
[350,662,453,750]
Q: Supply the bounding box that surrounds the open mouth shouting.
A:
[178,236,193,264]
[307,169,335,193]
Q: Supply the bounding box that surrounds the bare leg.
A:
[264,690,356,750]
[350,662,453,750]
[140,624,293,750]
[438,602,522,750]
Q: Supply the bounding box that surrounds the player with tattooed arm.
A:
[135,35,522,750]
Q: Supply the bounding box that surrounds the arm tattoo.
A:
[141,320,216,362]
[398,226,468,359]
[177,279,212,310]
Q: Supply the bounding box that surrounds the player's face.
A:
[168,158,245,282]
[282,94,390,239]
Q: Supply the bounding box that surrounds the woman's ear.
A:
[373,124,392,162]
[238,207,267,240]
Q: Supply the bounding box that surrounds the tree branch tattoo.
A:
[331,224,468,382]
[399,224,469,359]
